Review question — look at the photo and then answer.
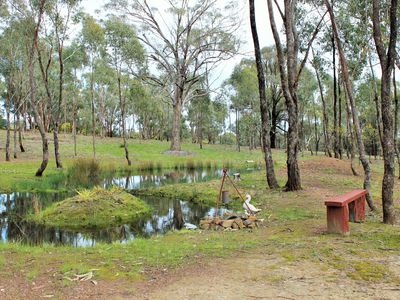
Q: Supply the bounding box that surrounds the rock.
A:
[247,222,256,229]
[232,222,239,229]
[222,219,234,228]
[213,217,222,225]
[200,223,210,230]
[234,218,244,229]
[200,219,212,225]
[248,215,258,221]
[215,225,224,231]
[243,219,254,227]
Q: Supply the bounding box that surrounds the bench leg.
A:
[326,205,349,234]
[348,201,356,222]
[354,196,366,222]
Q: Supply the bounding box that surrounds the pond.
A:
[0,168,254,247]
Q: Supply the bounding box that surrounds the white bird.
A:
[243,194,261,214]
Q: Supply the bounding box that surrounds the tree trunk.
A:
[285,97,302,191]
[118,77,131,166]
[5,95,11,162]
[338,71,343,159]
[90,62,96,158]
[344,88,359,176]
[73,87,77,157]
[325,0,376,210]
[250,0,279,189]
[13,113,17,159]
[313,56,332,157]
[267,0,301,191]
[36,30,62,169]
[173,200,184,230]
[53,127,62,168]
[17,111,25,152]
[393,70,400,178]
[332,35,339,158]
[308,114,314,155]
[270,89,280,149]
[236,108,240,152]
[54,36,65,169]
[170,84,183,151]
[314,108,319,155]
[30,0,49,177]
[369,55,384,147]
[371,0,397,224]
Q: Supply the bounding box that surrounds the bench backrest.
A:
[324,189,367,207]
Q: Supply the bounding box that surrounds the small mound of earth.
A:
[27,187,151,230]
[163,150,195,156]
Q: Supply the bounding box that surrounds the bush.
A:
[220,132,236,145]
[60,122,72,133]
[67,158,100,188]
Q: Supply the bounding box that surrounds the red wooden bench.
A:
[324,189,367,234]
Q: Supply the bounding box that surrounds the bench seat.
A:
[324,189,367,234]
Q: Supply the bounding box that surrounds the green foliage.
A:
[104,15,145,73]
[81,14,105,52]
[220,132,236,145]
[60,122,72,133]
[0,116,6,129]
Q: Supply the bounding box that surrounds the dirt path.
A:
[139,252,400,300]
[1,250,399,300]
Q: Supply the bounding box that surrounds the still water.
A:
[0,168,250,246]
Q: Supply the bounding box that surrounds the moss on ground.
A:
[27,187,151,230]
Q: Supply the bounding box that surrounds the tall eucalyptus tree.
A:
[371,0,398,224]
[249,0,279,189]
[110,0,240,151]
[267,0,325,190]
[104,16,145,166]
[81,14,105,158]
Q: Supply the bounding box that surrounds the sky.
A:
[81,0,282,90]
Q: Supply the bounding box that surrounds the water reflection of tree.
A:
[173,200,184,229]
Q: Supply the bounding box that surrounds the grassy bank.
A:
[0,130,275,192]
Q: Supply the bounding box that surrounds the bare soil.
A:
[1,243,399,299]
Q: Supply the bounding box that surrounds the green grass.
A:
[275,207,319,221]
[1,131,400,289]
[27,187,151,230]
[0,229,265,280]
[0,130,272,191]
[133,180,237,206]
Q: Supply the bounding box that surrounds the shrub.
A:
[67,158,100,188]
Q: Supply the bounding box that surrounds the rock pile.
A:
[199,214,263,230]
